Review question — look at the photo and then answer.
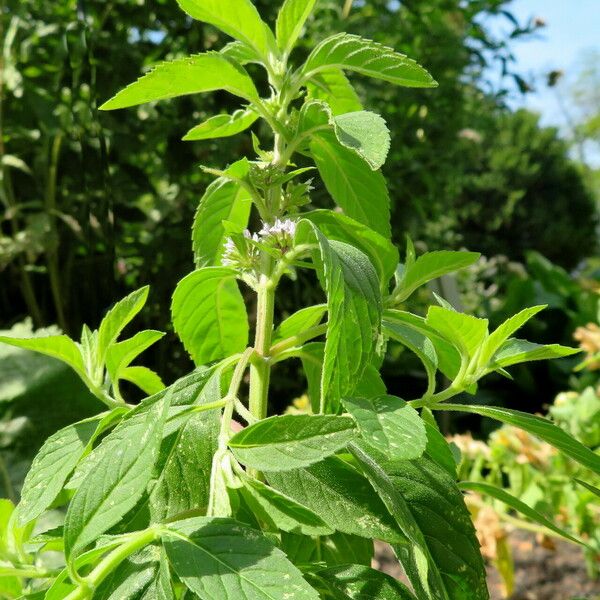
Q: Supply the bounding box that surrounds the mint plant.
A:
[1,1,598,599]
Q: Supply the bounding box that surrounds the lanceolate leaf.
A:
[459,481,586,547]
[272,304,327,344]
[440,404,600,476]
[490,338,580,369]
[16,416,101,524]
[163,517,320,600]
[229,414,357,471]
[301,33,437,88]
[220,41,262,66]
[175,0,274,58]
[120,365,165,395]
[64,392,170,558]
[342,396,427,461]
[240,475,333,536]
[106,330,164,386]
[266,456,404,543]
[312,564,417,599]
[100,54,259,110]
[310,132,391,237]
[276,0,317,54]
[171,267,248,365]
[304,209,398,285]
[298,222,382,412]
[395,251,480,303]
[192,178,252,267]
[183,109,258,141]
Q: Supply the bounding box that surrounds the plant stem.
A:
[63,528,159,600]
[249,276,275,421]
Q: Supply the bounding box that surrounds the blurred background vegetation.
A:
[1,0,599,492]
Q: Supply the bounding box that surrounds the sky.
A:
[490,0,599,163]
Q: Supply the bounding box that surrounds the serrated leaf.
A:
[100,54,259,110]
[192,170,252,267]
[350,444,489,600]
[302,33,436,88]
[266,456,404,543]
[175,0,274,58]
[440,404,600,476]
[491,338,580,369]
[395,251,480,303]
[426,306,488,360]
[183,109,258,141]
[149,411,219,522]
[64,392,170,558]
[229,414,356,471]
[306,69,363,115]
[0,334,88,386]
[383,318,438,397]
[459,481,586,547]
[239,474,333,536]
[120,365,165,396]
[276,0,317,54]
[273,305,327,344]
[171,267,248,366]
[333,111,390,170]
[16,416,101,525]
[310,132,390,237]
[98,286,149,364]
[312,564,417,599]
[297,222,382,412]
[164,517,319,600]
[477,306,546,369]
[220,41,262,66]
[304,209,398,285]
[342,396,426,461]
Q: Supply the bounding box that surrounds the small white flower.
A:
[259,218,296,239]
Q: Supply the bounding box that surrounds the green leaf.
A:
[306,69,363,116]
[239,474,333,536]
[477,306,546,369]
[395,251,480,303]
[300,342,325,413]
[149,411,219,522]
[95,546,173,600]
[229,414,357,471]
[183,109,258,141]
[425,306,488,360]
[310,131,391,237]
[120,365,165,396]
[459,481,586,547]
[100,54,259,110]
[164,517,319,599]
[350,445,489,600]
[16,416,101,524]
[98,286,150,363]
[298,223,382,412]
[175,0,274,58]
[273,305,327,344]
[276,0,317,54]
[574,478,600,501]
[440,404,600,476]
[64,392,170,558]
[171,267,249,366]
[304,209,398,285]
[333,111,390,170]
[192,166,252,268]
[342,396,426,461]
[266,456,404,543]
[302,33,437,88]
[0,334,88,386]
[312,564,417,599]
[421,408,457,477]
[383,310,462,382]
[281,532,373,568]
[383,318,438,397]
[490,338,580,369]
[220,41,262,66]
[106,330,164,385]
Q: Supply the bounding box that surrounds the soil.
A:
[373,532,600,600]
